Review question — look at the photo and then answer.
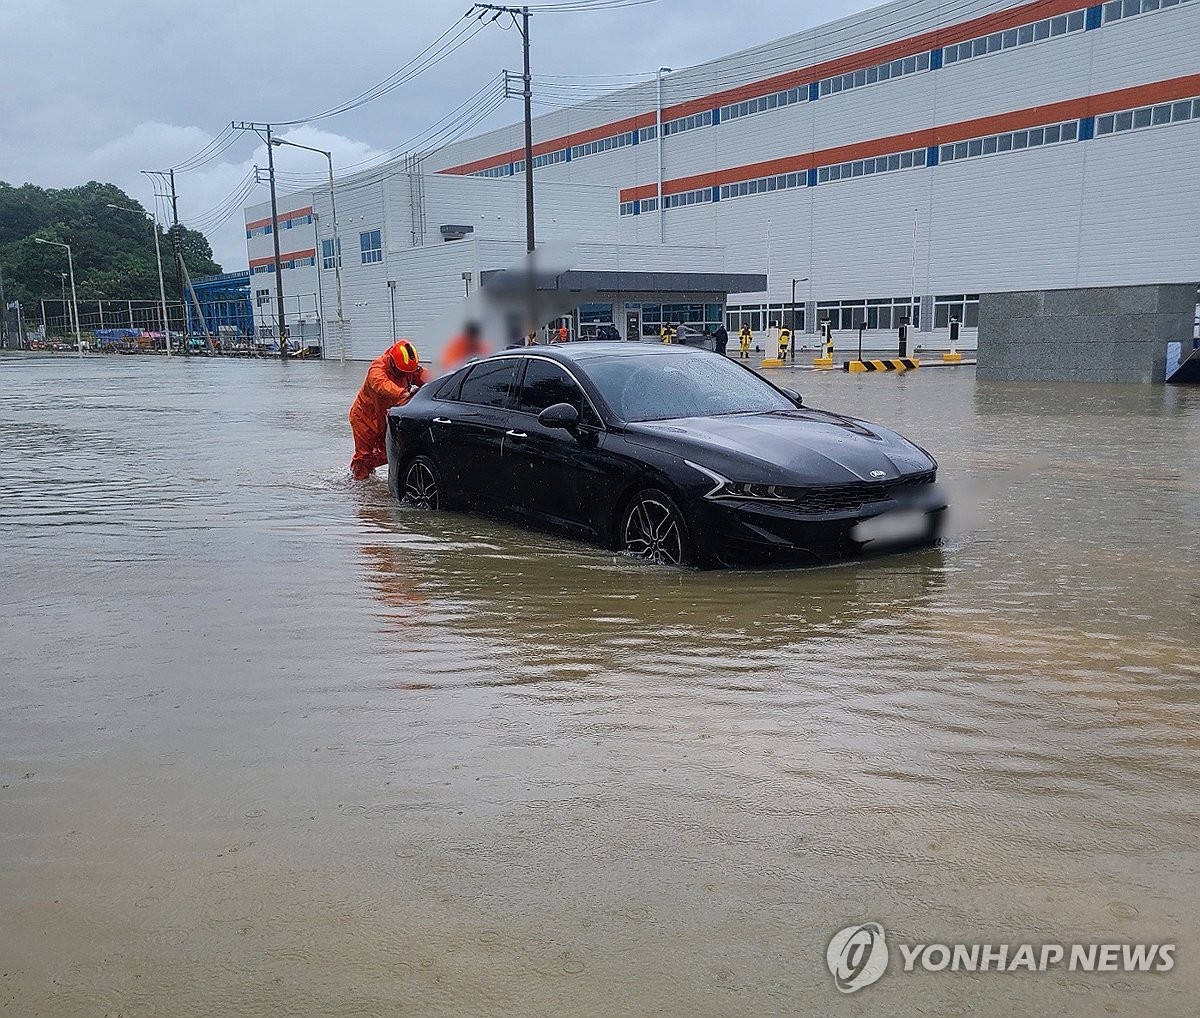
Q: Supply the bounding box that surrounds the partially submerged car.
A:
[387,344,946,568]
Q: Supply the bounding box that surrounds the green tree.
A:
[0,180,222,305]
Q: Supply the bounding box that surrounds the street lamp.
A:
[270,137,346,364]
[35,238,82,357]
[108,203,172,356]
[656,66,672,245]
[790,277,809,363]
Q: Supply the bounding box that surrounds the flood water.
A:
[2,355,1198,1016]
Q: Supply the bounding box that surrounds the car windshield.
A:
[586,353,795,422]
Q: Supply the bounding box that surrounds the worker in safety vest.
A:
[778,325,792,361]
[660,323,675,344]
[738,324,753,359]
[348,340,430,480]
[555,323,569,344]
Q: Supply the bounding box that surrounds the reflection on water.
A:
[1,356,1198,1016]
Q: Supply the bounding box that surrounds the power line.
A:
[272,16,487,125]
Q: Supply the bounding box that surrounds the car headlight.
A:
[685,461,795,502]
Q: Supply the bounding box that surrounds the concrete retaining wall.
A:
[977,284,1197,384]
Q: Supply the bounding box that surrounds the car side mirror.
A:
[781,387,803,406]
[538,402,580,430]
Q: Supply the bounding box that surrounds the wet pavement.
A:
[2,354,1198,1016]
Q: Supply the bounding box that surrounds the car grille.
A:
[786,470,935,515]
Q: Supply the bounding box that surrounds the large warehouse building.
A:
[245,0,1199,363]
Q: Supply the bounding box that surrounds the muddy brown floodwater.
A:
[1,355,1198,1016]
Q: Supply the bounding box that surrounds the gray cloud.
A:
[0,0,874,269]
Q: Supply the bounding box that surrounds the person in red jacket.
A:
[348,340,430,480]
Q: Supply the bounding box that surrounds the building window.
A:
[360,229,382,265]
[816,147,926,184]
[940,119,1079,163]
[1103,0,1191,24]
[321,237,342,270]
[256,288,270,307]
[720,171,806,201]
[719,86,806,123]
[727,303,805,333]
[818,50,930,97]
[1095,96,1200,136]
[818,298,920,331]
[663,187,712,209]
[577,302,614,324]
[662,110,713,137]
[943,8,1087,66]
[933,295,980,329]
[639,196,659,212]
[532,148,568,168]
[571,131,636,160]
[619,201,637,216]
[470,164,510,178]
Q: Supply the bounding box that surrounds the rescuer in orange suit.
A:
[349,340,430,480]
[440,321,489,371]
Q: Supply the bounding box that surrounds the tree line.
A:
[0,180,221,305]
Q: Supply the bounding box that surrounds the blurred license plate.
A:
[851,510,927,544]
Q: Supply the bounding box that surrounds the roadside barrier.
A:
[844,358,921,372]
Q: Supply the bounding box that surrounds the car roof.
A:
[489,342,706,364]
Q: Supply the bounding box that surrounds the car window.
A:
[431,367,468,401]
[518,359,596,422]
[457,358,519,408]
[587,353,795,422]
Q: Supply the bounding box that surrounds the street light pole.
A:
[108,203,172,356]
[35,238,82,357]
[270,138,345,365]
[657,66,671,244]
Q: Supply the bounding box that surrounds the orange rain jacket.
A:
[349,341,430,479]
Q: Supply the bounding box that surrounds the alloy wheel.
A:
[622,498,684,565]
[404,460,440,510]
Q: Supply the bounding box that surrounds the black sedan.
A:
[386,344,946,568]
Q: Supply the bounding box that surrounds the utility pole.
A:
[520,6,533,254]
[233,121,289,358]
[142,169,191,352]
[168,170,187,350]
[0,263,8,348]
[475,4,534,253]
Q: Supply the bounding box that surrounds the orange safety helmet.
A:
[386,339,420,374]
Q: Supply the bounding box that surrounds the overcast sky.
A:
[0,0,876,270]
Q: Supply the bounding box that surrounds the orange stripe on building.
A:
[439,0,1092,175]
[245,207,314,231]
[248,248,316,269]
[618,73,1200,202]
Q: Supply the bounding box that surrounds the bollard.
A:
[813,321,834,367]
[943,317,963,363]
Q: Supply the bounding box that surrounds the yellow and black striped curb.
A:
[844,358,921,372]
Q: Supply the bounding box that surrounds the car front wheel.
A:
[403,455,442,510]
[620,489,695,567]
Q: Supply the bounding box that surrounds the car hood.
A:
[623,409,936,484]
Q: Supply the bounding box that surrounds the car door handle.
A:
[505,430,528,439]
[433,417,453,425]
